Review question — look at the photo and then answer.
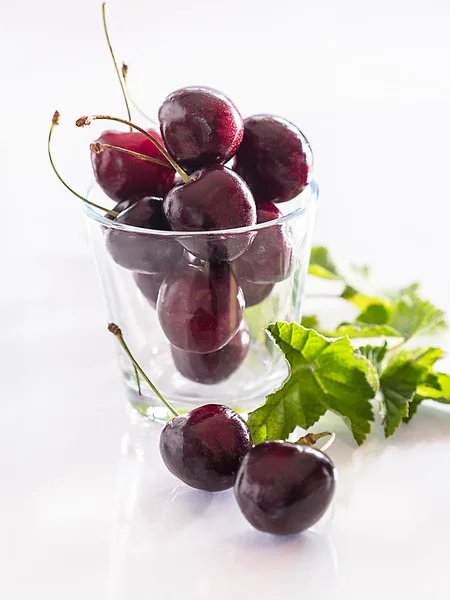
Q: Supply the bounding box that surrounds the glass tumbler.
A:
[84,181,318,419]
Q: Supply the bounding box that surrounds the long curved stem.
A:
[90,142,172,168]
[48,112,118,217]
[76,114,192,183]
[108,324,179,418]
[102,3,132,130]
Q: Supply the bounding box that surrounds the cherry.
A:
[160,404,252,491]
[91,129,175,203]
[163,164,256,261]
[157,262,244,354]
[159,86,244,173]
[105,196,183,274]
[134,271,167,308]
[108,325,252,492]
[233,115,313,204]
[171,321,250,384]
[238,279,274,307]
[235,441,336,535]
[233,201,293,284]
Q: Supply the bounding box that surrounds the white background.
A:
[2,0,450,598]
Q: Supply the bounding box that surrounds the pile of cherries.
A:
[109,324,336,536]
[87,85,313,385]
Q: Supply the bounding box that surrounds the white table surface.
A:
[2,0,450,598]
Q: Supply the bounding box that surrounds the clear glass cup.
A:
[84,181,318,419]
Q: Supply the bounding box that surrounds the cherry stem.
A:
[108,323,179,417]
[296,431,336,453]
[90,141,172,169]
[122,63,157,125]
[132,363,142,396]
[48,111,119,218]
[76,114,192,184]
[102,3,132,131]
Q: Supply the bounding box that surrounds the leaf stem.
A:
[48,111,119,217]
[108,323,178,417]
[76,114,192,184]
[90,141,172,168]
[101,3,132,131]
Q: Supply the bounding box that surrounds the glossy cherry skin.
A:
[235,442,336,535]
[160,404,252,491]
[233,201,293,284]
[105,197,183,274]
[92,129,175,203]
[157,263,244,354]
[159,86,244,173]
[234,115,313,204]
[171,321,250,384]
[238,279,274,307]
[163,164,256,261]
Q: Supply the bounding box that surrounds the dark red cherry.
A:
[234,115,313,204]
[134,271,167,308]
[160,404,252,491]
[159,86,244,173]
[157,262,244,354]
[233,201,293,284]
[238,279,274,307]
[171,321,250,384]
[163,164,256,261]
[92,129,175,203]
[105,196,183,274]
[235,441,336,535]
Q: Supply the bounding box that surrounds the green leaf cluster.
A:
[250,248,448,445]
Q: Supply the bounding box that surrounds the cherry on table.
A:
[92,129,175,203]
[234,441,336,535]
[233,201,293,284]
[233,115,313,204]
[163,164,256,261]
[105,196,183,274]
[171,321,250,384]
[157,262,244,354]
[159,86,244,173]
[160,404,252,491]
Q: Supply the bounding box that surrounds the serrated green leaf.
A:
[380,348,443,436]
[389,295,446,338]
[405,372,450,422]
[356,343,388,374]
[247,322,379,446]
[308,247,342,280]
[323,323,403,339]
[301,315,320,329]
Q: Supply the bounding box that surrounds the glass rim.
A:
[82,180,319,237]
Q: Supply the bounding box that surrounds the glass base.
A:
[121,340,288,421]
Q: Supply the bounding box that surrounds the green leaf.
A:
[247,322,379,446]
[405,372,450,422]
[389,294,446,338]
[308,246,342,280]
[323,323,402,339]
[357,302,393,325]
[356,343,388,374]
[301,315,320,329]
[380,348,443,437]
[340,286,386,311]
